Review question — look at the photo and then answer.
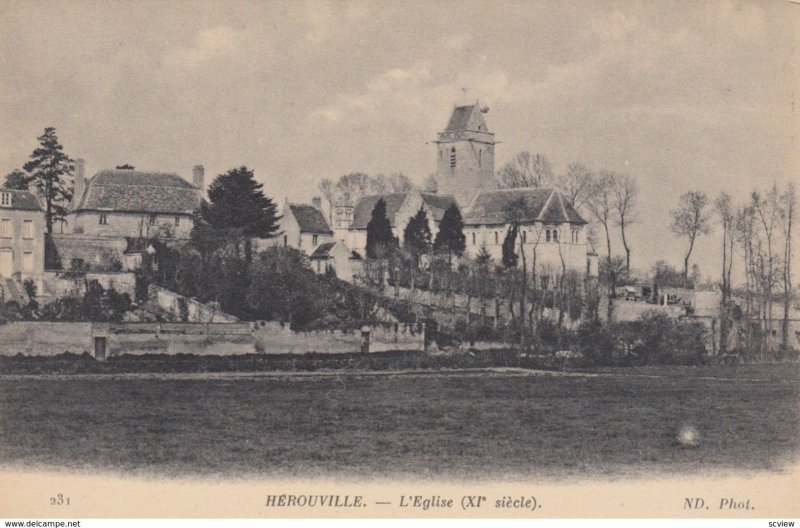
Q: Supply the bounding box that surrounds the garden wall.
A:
[0,321,425,357]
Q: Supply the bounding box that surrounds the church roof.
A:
[350,191,458,230]
[419,192,458,221]
[0,188,43,211]
[289,204,332,234]
[443,104,489,133]
[74,169,199,215]
[350,193,408,230]
[464,187,586,226]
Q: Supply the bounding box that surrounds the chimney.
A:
[72,158,85,210]
[311,196,322,210]
[192,164,205,191]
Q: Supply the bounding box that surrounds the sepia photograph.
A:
[0,0,798,524]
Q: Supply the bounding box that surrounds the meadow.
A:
[0,364,797,481]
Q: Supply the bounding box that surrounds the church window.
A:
[494,231,498,244]
[471,232,476,245]
[553,229,558,242]
[478,150,482,167]
[521,230,527,243]
[174,216,180,227]
[149,214,157,226]
[450,147,456,168]
[546,229,551,242]
[283,234,287,247]
[312,234,318,246]
[99,213,108,225]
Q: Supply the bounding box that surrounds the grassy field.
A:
[0,364,797,481]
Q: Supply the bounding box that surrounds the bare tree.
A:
[335,172,372,206]
[504,197,531,349]
[714,192,737,355]
[611,173,638,273]
[670,190,712,282]
[317,178,335,225]
[778,182,796,353]
[496,151,554,189]
[557,162,595,210]
[751,187,782,348]
[587,171,617,322]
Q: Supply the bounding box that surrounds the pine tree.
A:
[502,224,518,268]
[365,198,396,259]
[403,207,432,266]
[433,204,466,262]
[23,128,74,233]
[198,166,281,263]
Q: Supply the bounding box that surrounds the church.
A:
[339,102,597,279]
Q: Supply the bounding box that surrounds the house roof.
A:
[464,187,587,226]
[309,241,337,259]
[74,169,199,215]
[289,204,332,234]
[350,191,459,230]
[0,188,43,211]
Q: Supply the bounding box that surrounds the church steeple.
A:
[434,102,496,207]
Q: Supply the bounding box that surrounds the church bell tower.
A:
[434,102,495,207]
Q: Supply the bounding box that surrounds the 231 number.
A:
[50,493,70,506]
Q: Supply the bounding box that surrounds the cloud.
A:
[163,26,245,68]
[590,10,640,41]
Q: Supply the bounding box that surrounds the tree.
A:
[433,204,466,264]
[496,152,554,189]
[587,171,617,322]
[335,172,372,206]
[318,178,335,225]
[715,192,737,354]
[779,182,796,353]
[501,225,518,269]
[557,162,595,210]
[23,127,74,233]
[365,198,396,259]
[4,169,32,190]
[403,207,432,266]
[612,173,638,273]
[198,166,281,263]
[670,190,712,281]
[372,172,414,193]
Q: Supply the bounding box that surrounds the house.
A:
[267,198,334,252]
[68,160,203,238]
[0,188,45,300]
[462,187,597,280]
[346,190,459,256]
[309,240,363,282]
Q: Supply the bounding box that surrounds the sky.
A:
[1,0,798,279]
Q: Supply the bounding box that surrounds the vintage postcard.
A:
[0,0,798,525]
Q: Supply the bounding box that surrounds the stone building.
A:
[434,102,496,207]
[269,198,334,252]
[68,161,203,239]
[463,187,598,279]
[346,190,458,255]
[0,188,45,300]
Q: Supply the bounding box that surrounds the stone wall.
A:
[0,321,425,357]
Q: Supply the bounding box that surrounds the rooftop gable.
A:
[444,104,489,133]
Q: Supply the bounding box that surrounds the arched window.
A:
[450,147,456,168]
[546,230,551,242]
[471,232,476,245]
[521,230,527,243]
[478,149,482,167]
[553,229,558,242]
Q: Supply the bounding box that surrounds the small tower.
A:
[332,198,354,242]
[434,102,495,207]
